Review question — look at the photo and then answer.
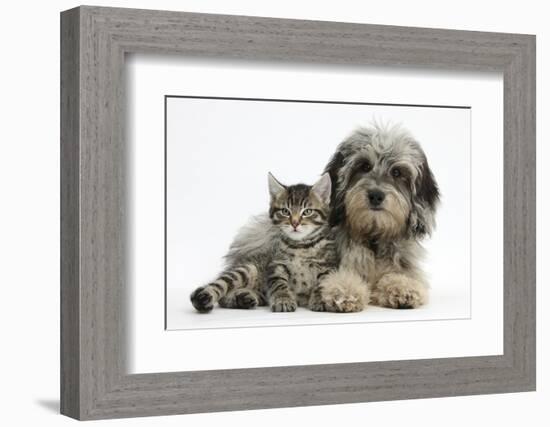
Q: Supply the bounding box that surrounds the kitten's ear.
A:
[311,173,332,205]
[268,172,286,199]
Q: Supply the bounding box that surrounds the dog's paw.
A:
[190,286,215,313]
[372,274,428,309]
[329,294,364,313]
[315,270,368,313]
[386,286,423,309]
[271,297,297,312]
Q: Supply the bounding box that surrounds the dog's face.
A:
[325,125,440,241]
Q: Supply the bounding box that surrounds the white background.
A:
[0,0,546,426]
[166,96,473,330]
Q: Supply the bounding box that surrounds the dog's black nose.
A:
[368,189,385,207]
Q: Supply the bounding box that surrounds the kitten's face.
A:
[268,173,332,240]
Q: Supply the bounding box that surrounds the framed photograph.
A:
[61,6,536,420]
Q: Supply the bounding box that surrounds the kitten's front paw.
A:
[271,297,297,312]
[235,289,259,309]
[190,286,214,313]
[219,288,259,309]
[308,290,327,312]
[309,300,327,312]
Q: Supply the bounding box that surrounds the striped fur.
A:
[190,173,338,313]
[264,173,338,312]
[265,227,338,312]
[190,263,262,312]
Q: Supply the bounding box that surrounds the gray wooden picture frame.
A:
[60,5,536,421]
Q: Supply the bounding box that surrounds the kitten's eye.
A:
[391,168,401,178]
[280,208,291,217]
[302,208,313,217]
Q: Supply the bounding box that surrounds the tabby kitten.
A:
[189,173,338,313]
[264,172,338,312]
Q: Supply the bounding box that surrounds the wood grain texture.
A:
[60,7,80,419]
[60,5,536,420]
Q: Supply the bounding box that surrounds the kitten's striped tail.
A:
[190,263,260,313]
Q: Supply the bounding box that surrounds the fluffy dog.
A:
[315,123,440,312]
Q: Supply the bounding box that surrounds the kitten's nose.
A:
[291,219,300,229]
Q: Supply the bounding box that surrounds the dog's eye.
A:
[391,168,401,178]
[360,161,372,173]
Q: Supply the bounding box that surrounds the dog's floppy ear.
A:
[409,157,440,238]
[323,151,347,226]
